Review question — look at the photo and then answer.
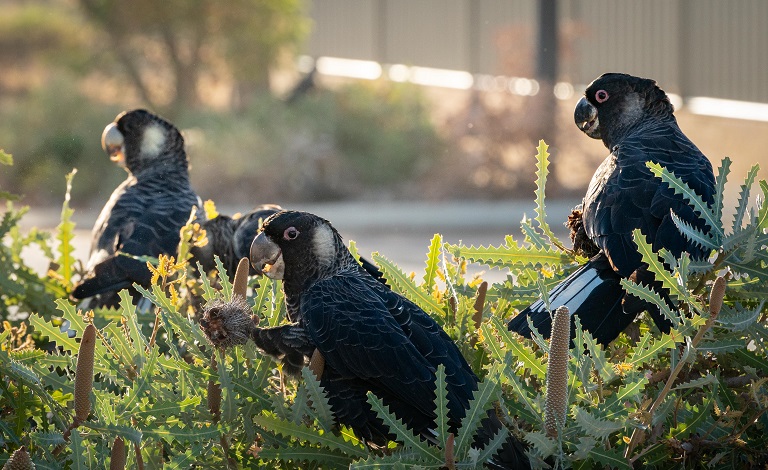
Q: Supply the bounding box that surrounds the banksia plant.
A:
[544,306,571,439]
[74,323,97,424]
[109,437,126,470]
[2,446,34,470]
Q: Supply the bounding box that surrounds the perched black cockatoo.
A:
[509,73,716,345]
[191,204,283,276]
[72,109,203,309]
[201,211,529,469]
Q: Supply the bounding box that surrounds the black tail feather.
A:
[473,409,530,469]
[508,254,632,345]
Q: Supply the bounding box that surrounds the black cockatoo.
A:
[190,204,386,284]
[191,204,283,276]
[201,211,529,469]
[509,73,716,345]
[72,109,203,309]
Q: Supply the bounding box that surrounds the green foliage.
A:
[2,143,768,469]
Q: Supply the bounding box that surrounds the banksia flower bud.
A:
[233,257,249,301]
[309,348,325,379]
[545,306,570,439]
[208,355,221,420]
[3,446,34,470]
[709,275,726,320]
[74,324,97,423]
[109,437,126,470]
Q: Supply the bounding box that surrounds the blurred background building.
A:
[1,0,765,215]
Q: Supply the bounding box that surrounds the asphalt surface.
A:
[18,199,579,284]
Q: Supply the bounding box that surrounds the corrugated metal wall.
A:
[305,0,768,102]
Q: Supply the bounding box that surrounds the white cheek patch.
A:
[141,124,167,158]
[620,93,645,127]
[312,224,337,268]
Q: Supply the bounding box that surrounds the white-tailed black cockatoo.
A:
[509,73,716,345]
[200,211,529,469]
[72,109,203,309]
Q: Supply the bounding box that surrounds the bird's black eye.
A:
[283,227,300,240]
[595,89,609,103]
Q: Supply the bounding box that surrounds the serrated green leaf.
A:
[671,395,714,439]
[673,373,717,391]
[520,216,549,250]
[523,430,556,457]
[647,161,722,241]
[216,348,237,424]
[372,253,442,314]
[713,157,731,231]
[588,447,632,470]
[620,278,680,328]
[423,234,442,294]
[253,413,369,458]
[195,261,218,302]
[301,367,335,432]
[367,392,440,461]
[533,140,568,252]
[582,328,616,382]
[572,407,624,440]
[484,316,547,379]
[732,164,760,233]
[140,424,221,443]
[447,242,574,270]
[261,445,355,467]
[54,170,77,288]
[434,365,450,448]
[670,210,720,252]
[732,349,768,375]
[616,373,649,403]
[717,302,764,331]
[214,255,234,301]
[698,338,744,354]
[31,430,66,447]
[631,230,693,306]
[455,363,502,458]
[68,429,88,468]
[82,421,142,445]
[471,425,510,468]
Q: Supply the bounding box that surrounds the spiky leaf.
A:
[422,234,442,293]
[647,161,722,241]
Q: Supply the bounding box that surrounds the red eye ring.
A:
[595,90,609,103]
[283,227,299,240]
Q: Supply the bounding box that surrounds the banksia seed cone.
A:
[3,446,34,470]
[200,296,256,349]
[233,257,249,301]
[545,306,571,438]
[709,275,726,319]
[109,437,126,470]
[74,324,97,423]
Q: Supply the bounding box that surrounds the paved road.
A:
[18,199,578,284]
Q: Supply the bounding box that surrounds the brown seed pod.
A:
[308,348,325,379]
[233,257,250,301]
[544,306,571,439]
[709,275,727,320]
[109,437,126,470]
[74,323,97,423]
[2,446,34,470]
[208,355,221,420]
[200,296,256,349]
